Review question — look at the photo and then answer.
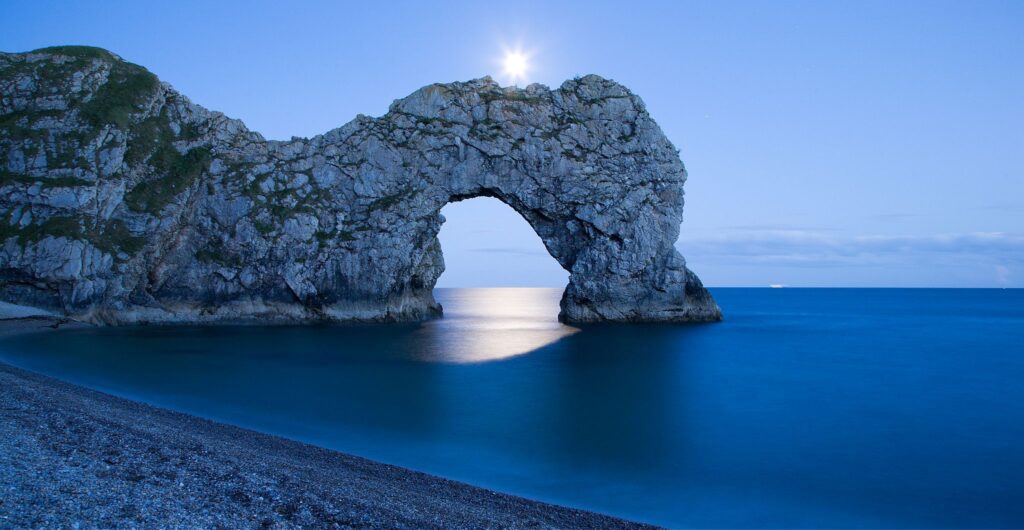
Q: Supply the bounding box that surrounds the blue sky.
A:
[2,0,1021,287]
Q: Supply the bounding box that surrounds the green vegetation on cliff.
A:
[0,216,144,256]
[75,52,159,130]
[0,171,92,188]
[125,146,212,213]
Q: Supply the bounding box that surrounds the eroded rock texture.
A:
[0,46,720,324]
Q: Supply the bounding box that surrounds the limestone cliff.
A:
[0,46,721,324]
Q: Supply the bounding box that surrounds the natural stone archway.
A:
[0,46,721,324]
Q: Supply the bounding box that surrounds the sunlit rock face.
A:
[0,46,721,324]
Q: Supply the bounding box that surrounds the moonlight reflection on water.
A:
[417,288,579,363]
[2,288,1023,528]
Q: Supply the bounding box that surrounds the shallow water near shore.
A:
[2,288,1023,528]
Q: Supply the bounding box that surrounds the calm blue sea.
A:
[2,288,1023,528]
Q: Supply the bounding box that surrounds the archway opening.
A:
[436,196,568,289]
[423,197,576,363]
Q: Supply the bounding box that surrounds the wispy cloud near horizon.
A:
[469,247,549,257]
[678,230,1023,287]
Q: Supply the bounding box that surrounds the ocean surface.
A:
[2,288,1023,528]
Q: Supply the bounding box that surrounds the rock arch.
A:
[0,47,721,324]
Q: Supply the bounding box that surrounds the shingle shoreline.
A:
[0,318,656,529]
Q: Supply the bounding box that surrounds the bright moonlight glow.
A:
[503,51,529,84]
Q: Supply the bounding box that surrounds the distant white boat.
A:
[769,284,785,289]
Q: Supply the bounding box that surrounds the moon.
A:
[503,51,529,85]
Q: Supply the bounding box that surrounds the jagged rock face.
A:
[0,46,721,324]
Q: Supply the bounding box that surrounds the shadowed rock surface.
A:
[0,46,720,324]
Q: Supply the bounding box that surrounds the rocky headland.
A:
[0,46,720,324]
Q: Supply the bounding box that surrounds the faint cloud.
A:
[471,247,549,257]
[678,230,1024,273]
[867,212,922,221]
[723,224,839,232]
[986,202,1024,214]
[995,265,1011,286]
[457,228,502,235]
